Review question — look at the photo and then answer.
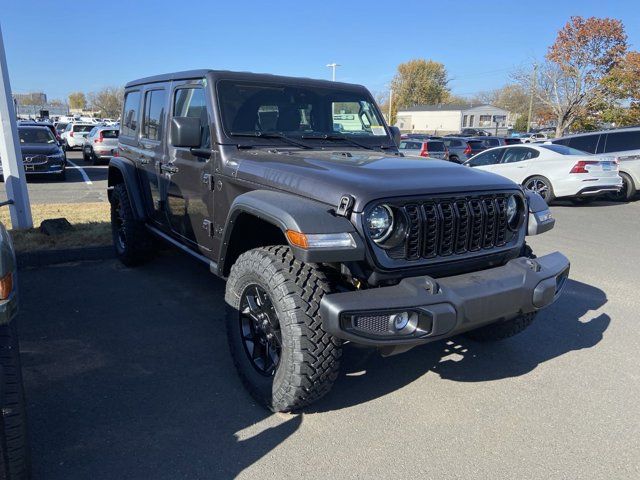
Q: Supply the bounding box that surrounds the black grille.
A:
[387,193,518,261]
[353,314,390,334]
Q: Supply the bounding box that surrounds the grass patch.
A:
[0,202,112,253]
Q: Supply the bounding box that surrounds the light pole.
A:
[326,63,341,81]
[0,23,32,229]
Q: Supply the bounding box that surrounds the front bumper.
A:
[320,252,570,346]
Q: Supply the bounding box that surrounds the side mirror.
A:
[389,126,401,146]
[170,117,201,148]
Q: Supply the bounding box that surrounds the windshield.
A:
[19,128,56,144]
[540,144,592,156]
[217,80,389,144]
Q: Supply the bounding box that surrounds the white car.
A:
[60,122,96,150]
[522,132,548,143]
[465,144,622,203]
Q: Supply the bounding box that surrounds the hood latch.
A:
[336,195,355,217]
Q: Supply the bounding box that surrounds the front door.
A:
[163,82,215,252]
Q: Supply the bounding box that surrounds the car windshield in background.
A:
[217,80,388,142]
[102,130,119,139]
[540,144,591,156]
[73,125,95,132]
[18,128,56,144]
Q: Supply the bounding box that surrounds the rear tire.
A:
[110,183,153,267]
[606,172,636,202]
[225,245,342,412]
[0,320,31,479]
[90,148,100,166]
[524,175,555,203]
[82,147,89,161]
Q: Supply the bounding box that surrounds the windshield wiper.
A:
[301,133,392,151]
[229,131,312,149]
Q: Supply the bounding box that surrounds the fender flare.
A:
[219,190,365,269]
[108,157,146,221]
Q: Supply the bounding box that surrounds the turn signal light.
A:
[285,230,356,249]
[0,272,13,300]
[286,230,308,248]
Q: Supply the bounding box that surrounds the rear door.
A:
[164,81,215,251]
[139,84,171,226]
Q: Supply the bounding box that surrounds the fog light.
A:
[391,312,409,331]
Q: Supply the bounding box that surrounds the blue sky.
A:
[3,0,639,101]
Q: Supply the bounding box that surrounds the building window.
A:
[468,115,474,127]
[462,115,468,127]
[479,115,492,127]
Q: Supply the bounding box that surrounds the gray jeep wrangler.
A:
[108,70,570,412]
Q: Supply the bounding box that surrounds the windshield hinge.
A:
[336,195,355,217]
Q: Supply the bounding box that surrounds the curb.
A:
[17,245,113,269]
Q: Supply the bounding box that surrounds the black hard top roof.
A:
[124,69,368,92]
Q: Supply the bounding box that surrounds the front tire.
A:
[225,246,342,412]
[0,320,31,479]
[110,183,152,267]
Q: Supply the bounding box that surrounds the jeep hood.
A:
[230,150,520,212]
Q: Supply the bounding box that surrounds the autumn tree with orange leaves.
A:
[517,16,629,136]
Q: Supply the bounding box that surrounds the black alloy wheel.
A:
[239,284,282,376]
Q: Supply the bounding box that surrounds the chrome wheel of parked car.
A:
[239,284,281,376]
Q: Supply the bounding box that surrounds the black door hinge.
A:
[202,219,214,237]
[202,173,214,191]
[336,195,355,217]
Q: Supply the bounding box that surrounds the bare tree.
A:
[516,16,628,136]
[88,87,124,118]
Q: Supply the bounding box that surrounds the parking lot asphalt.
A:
[0,151,108,204]
[18,199,640,479]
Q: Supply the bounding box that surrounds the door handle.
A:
[161,164,179,174]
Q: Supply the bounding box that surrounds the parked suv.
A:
[398,138,448,160]
[61,123,95,150]
[109,70,569,412]
[552,127,640,201]
[442,137,472,163]
[82,126,119,164]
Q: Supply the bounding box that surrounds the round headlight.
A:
[366,205,394,242]
[506,195,522,230]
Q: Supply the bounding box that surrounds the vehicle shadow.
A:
[19,255,302,479]
[311,278,609,412]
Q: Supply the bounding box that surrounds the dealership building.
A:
[395,104,513,135]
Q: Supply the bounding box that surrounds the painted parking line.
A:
[66,159,93,185]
